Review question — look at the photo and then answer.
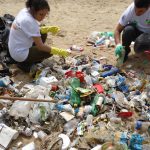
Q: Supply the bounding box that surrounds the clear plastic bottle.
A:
[86,114,93,127]
[84,75,93,86]
[94,35,105,47]
[70,45,84,52]
[64,119,79,135]
[37,130,47,141]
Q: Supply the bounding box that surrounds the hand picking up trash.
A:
[114,0,150,65]
[8,0,71,73]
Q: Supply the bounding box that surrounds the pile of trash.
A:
[0,40,150,149]
[87,31,115,48]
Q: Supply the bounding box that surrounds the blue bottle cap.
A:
[135,121,142,130]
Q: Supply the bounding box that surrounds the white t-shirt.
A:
[8,8,41,62]
[119,3,150,33]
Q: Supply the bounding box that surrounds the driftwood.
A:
[0,96,57,103]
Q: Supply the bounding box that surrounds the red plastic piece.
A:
[75,71,84,82]
[93,84,104,93]
[65,70,74,78]
[65,70,84,82]
[117,112,133,118]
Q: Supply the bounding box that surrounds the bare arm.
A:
[114,23,124,45]
[32,36,51,53]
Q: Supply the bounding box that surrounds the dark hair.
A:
[134,0,150,8]
[26,0,50,12]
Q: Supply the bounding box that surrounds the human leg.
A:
[122,25,143,62]
[134,33,150,53]
[17,46,52,72]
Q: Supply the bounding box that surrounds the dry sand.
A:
[0,0,149,149]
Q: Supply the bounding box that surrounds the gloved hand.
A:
[115,44,125,67]
[40,26,60,35]
[51,47,70,57]
[115,44,124,57]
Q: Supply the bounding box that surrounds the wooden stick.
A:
[0,96,57,103]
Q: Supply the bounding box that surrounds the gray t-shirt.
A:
[119,3,150,33]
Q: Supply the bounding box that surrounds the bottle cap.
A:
[135,121,142,130]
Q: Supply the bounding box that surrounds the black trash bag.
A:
[0,14,16,64]
[134,33,150,53]
[0,22,10,51]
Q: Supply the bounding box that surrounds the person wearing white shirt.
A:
[114,0,150,62]
[9,0,69,72]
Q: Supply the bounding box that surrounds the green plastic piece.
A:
[100,31,114,38]
[70,78,81,107]
[91,94,105,116]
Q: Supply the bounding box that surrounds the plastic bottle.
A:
[84,75,93,86]
[101,67,119,77]
[37,130,47,141]
[91,60,100,71]
[105,32,114,38]
[86,114,93,127]
[84,105,92,115]
[70,45,84,52]
[70,78,81,107]
[56,104,74,114]
[93,84,104,93]
[0,107,7,118]
[94,35,105,47]
[76,107,84,118]
[8,84,20,94]
[0,76,11,87]
[55,93,70,100]
[135,121,150,132]
[116,48,125,67]
[129,132,144,150]
[64,119,79,135]
[21,128,32,137]
[119,132,128,145]
[110,117,122,124]
[91,94,105,116]
[87,31,101,43]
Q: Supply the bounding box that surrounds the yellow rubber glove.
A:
[51,47,70,57]
[40,26,60,35]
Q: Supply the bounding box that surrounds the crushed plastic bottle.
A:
[129,133,144,150]
[64,119,79,135]
[70,45,84,52]
[87,31,101,44]
[94,35,105,47]
[70,78,81,107]
[101,67,119,77]
[56,104,74,114]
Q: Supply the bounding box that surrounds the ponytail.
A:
[25,0,50,12]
